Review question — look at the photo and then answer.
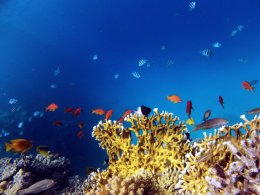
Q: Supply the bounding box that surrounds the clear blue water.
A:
[0,0,259,176]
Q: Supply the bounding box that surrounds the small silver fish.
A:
[18,179,56,195]
[188,1,196,11]
[247,108,260,115]
[194,118,228,131]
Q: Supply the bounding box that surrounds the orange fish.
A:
[65,107,74,113]
[118,109,132,123]
[5,139,33,153]
[167,95,182,103]
[53,120,63,126]
[76,130,84,139]
[105,109,113,120]
[78,122,84,129]
[92,109,106,115]
[46,103,58,111]
[242,80,258,92]
[73,108,82,116]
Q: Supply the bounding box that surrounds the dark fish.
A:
[141,105,151,117]
[203,109,211,121]
[103,158,109,166]
[182,132,191,142]
[18,179,55,195]
[219,96,224,108]
[194,118,228,131]
[247,108,260,114]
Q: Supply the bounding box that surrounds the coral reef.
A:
[86,109,260,194]
[0,154,85,194]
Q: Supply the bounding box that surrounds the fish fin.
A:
[5,143,12,152]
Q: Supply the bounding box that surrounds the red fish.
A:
[242,80,258,92]
[78,122,84,129]
[186,100,193,118]
[118,109,132,123]
[92,109,106,115]
[53,120,63,126]
[46,103,58,112]
[65,107,74,113]
[203,109,211,121]
[73,108,82,116]
[76,130,84,139]
[219,96,224,108]
[105,109,113,120]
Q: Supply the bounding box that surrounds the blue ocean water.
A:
[0,0,259,176]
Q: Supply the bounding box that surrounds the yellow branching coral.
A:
[87,110,260,195]
[92,108,191,179]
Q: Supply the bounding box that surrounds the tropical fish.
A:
[186,100,193,118]
[36,146,51,156]
[45,103,58,112]
[105,109,113,120]
[132,71,141,78]
[114,73,119,79]
[200,49,213,57]
[212,42,221,48]
[65,107,74,113]
[18,122,24,129]
[182,132,191,142]
[5,139,33,153]
[237,25,244,31]
[135,105,151,117]
[219,96,224,108]
[188,1,196,11]
[118,109,132,123]
[53,120,63,126]
[138,59,147,66]
[242,80,258,92]
[167,95,182,103]
[18,179,56,195]
[194,118,228,131]
[73,108,82,116]
[103,159,109,166]
[92,108,106,115]
[78,122,84,129]
[247,108,260,115]
[203,109,211,121]
[76,130,84,139]
[53,66,60,76]
[9,98,18,105]
[186,117,195,126]
[92,54,98,60]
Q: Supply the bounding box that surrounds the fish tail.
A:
[5,142,12,152]
[192,126,199,131]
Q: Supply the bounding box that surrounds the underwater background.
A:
[0,0,259,176]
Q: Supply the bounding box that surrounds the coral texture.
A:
[87,109,260,194]
[0,154,85,194]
